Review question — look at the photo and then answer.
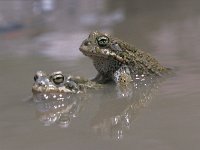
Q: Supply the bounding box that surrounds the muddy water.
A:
[1,0,200,150]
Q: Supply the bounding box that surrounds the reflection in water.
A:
[1,0,200,149]
[32,76,164,139]
[32,93,88,127]
[91,76,162,140]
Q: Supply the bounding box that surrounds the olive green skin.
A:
[32,71,99,93]
[80,31,168,85]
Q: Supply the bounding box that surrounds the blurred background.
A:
[1,0,200,150]
[1,0,200,59]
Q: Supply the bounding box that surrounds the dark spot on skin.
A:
[34,75,38,81]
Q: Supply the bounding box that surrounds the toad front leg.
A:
[113,65,133,86]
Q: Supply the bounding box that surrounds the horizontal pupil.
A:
[56,76,63,79]
[53,75,64,84]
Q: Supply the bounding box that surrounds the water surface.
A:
[1,0,200,150]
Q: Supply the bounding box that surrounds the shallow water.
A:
[1,0,200,150]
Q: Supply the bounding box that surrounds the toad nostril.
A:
[37,80,46,86]
[84,40,91,46]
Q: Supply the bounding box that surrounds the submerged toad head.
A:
[32,71,80,93]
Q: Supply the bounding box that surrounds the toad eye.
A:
[96,36,109,47]
[52,74,65,85]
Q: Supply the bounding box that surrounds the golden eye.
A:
[96,36,109,47]
[52,74,65,85]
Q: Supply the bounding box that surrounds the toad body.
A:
[80,31,169,85]
[32,71,99,93]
